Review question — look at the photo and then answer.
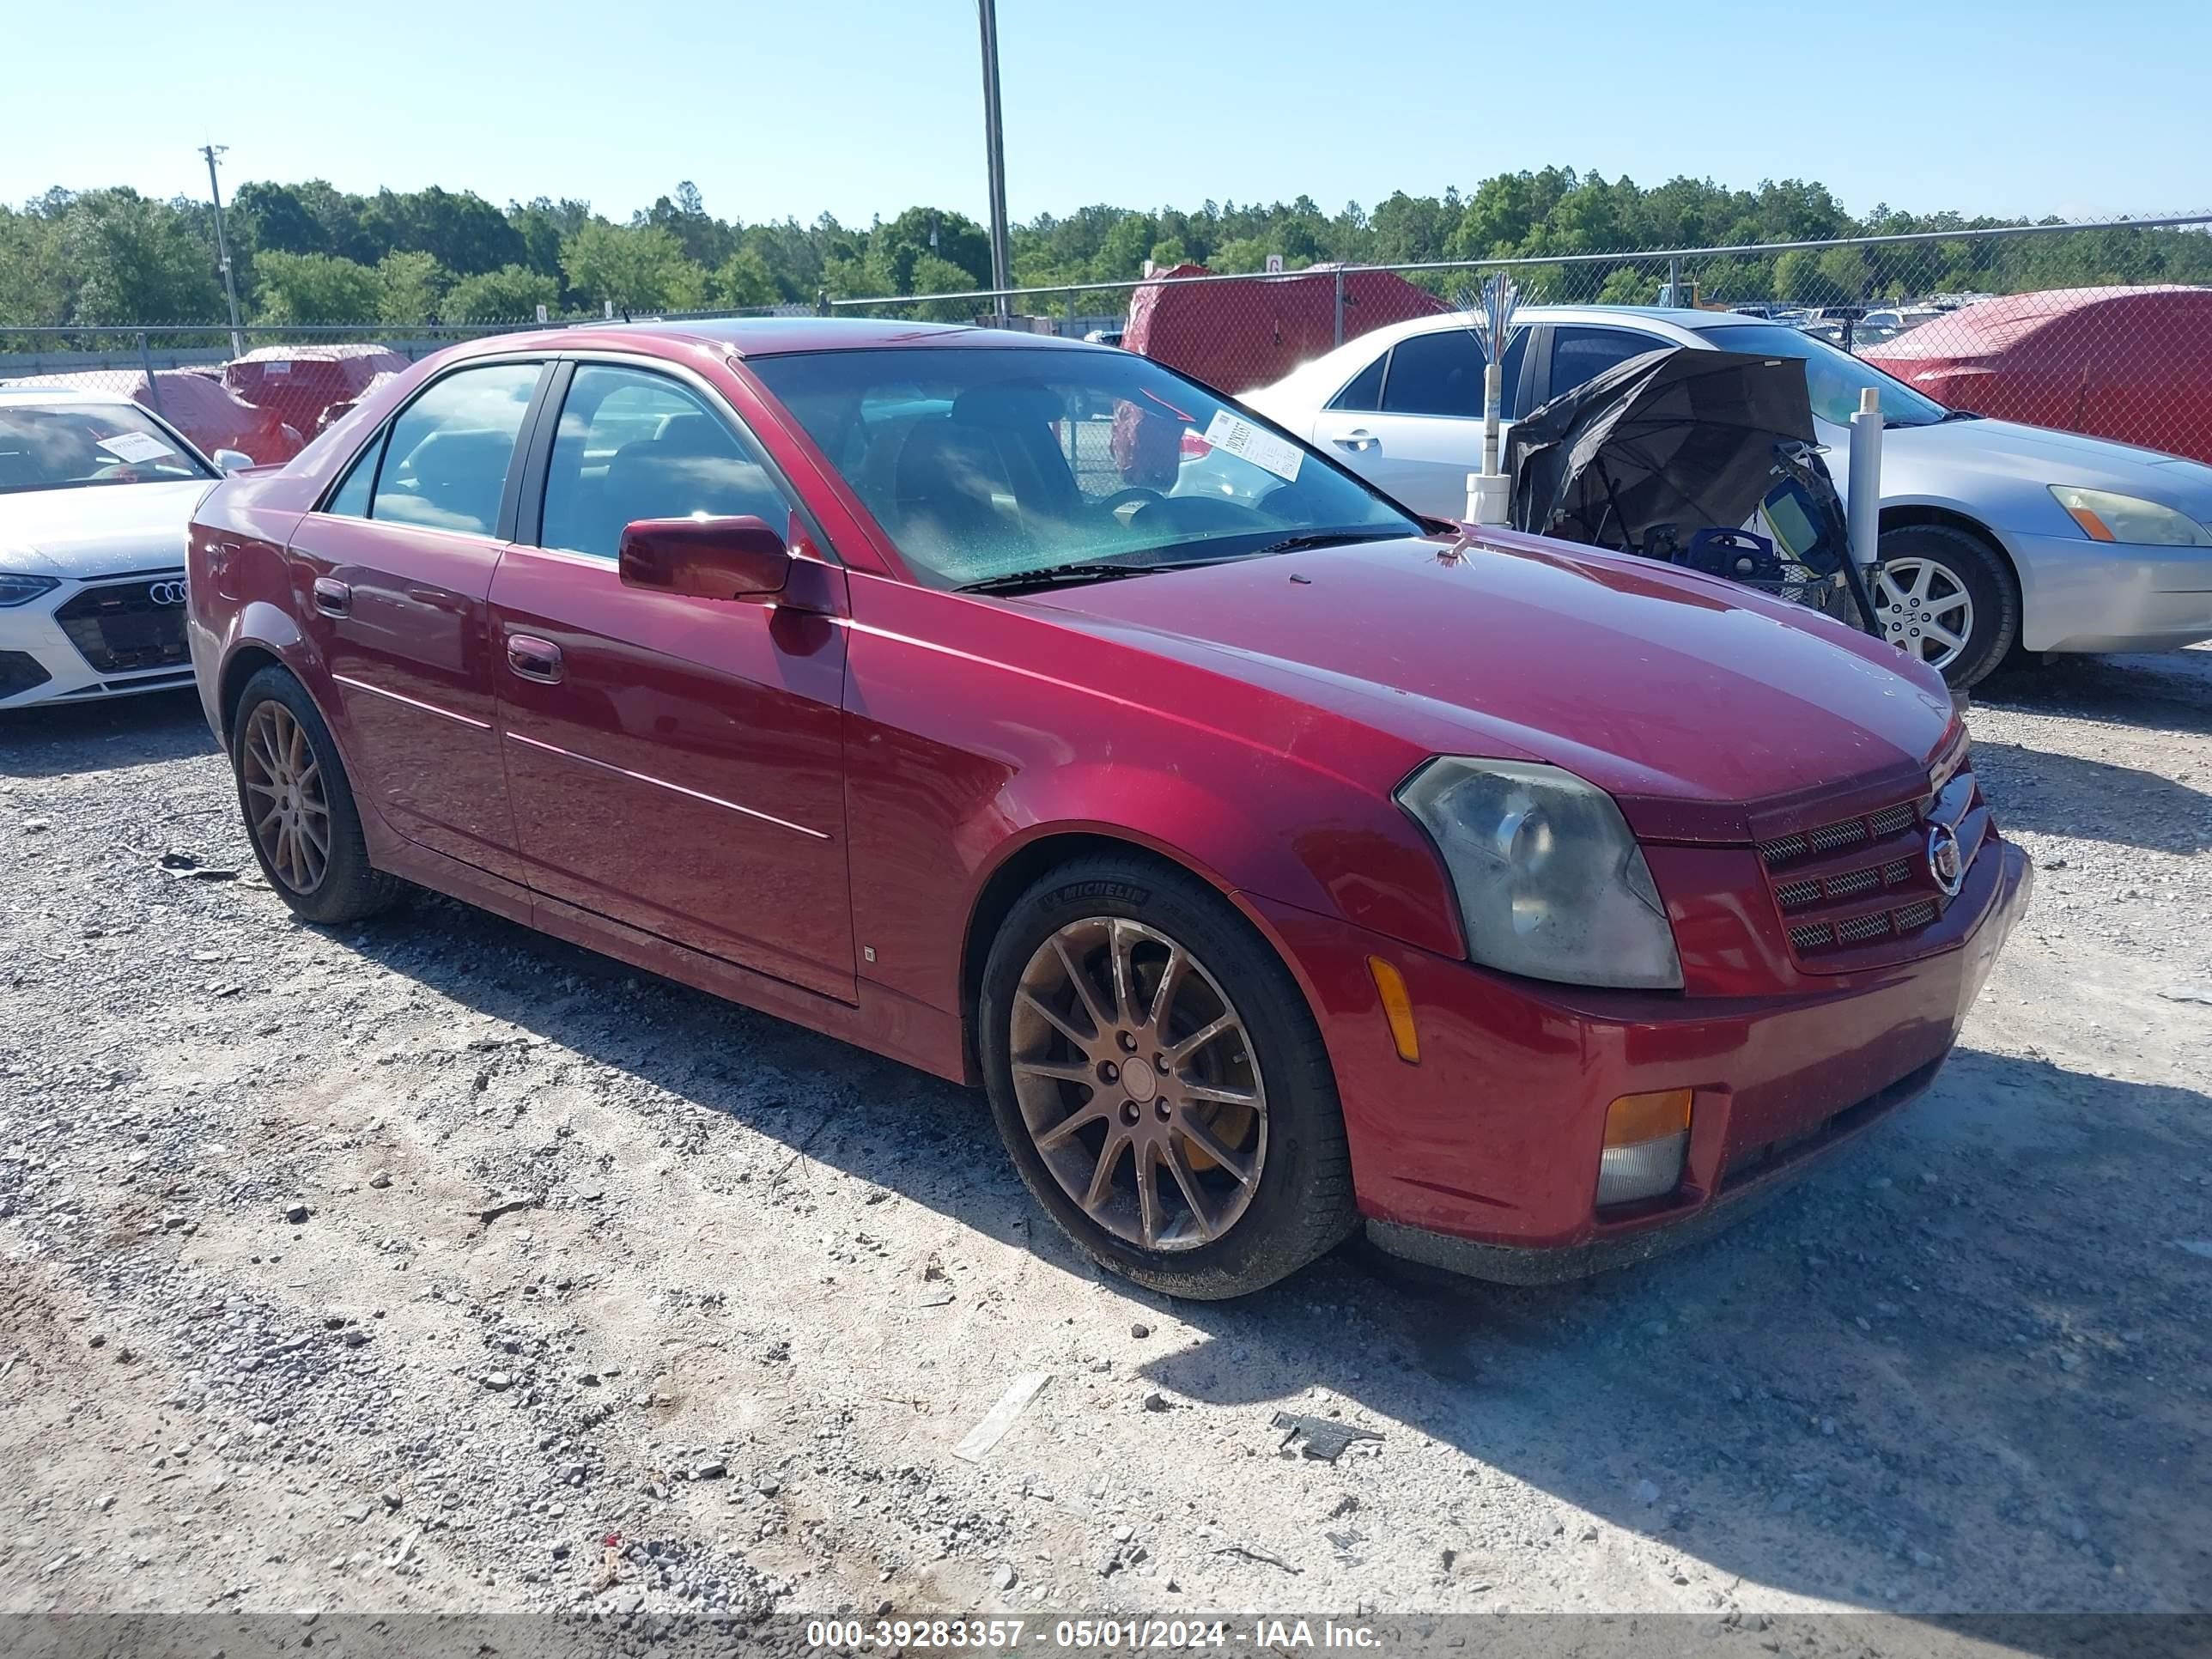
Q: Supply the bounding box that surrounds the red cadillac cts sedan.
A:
[185,319,2031,1298]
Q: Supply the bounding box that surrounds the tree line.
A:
[2,169,2207,329]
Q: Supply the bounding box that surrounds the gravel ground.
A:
[1,648,2207,1630]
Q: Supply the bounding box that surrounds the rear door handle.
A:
[1333,429,1379,453]
[506,634,564,684]
[311,576,351,617]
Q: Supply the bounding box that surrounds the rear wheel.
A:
[979,855,1356,1299]
[1872,522,2019,690]
[230,666,398,926]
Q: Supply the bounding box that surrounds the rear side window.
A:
[368,362,541,538]
[1549,327,1665,398]
[1328,350,1388,412]
[538,365,795,560]
[1380,329,1521,417]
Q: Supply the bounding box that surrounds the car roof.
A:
[468,316,1103,360]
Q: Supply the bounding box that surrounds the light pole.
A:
[975,0,1012,325]
[201,144,246,357]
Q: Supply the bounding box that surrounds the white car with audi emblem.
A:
[0,388,246,710]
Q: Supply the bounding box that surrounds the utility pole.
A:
[201,144,246,357]
[975,0,1013,325]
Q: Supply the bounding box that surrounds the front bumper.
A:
[1249,836,2032,1280]
[2006,526,2212,653]
[0,569,196,710]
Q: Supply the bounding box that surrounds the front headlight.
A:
[2049,485,2212,547]
[1397,757,1683,990]
[0,571,60,608]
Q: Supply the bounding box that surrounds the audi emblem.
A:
[1925,821,1964,897]
[147,580,189,606]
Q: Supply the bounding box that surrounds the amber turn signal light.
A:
[1366,956,1420,1064]
[1602,1088,1693,1147]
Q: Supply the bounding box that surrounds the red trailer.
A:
[1864,286,2212,464]
[222,343,412,441]
[1123,263,1446,394]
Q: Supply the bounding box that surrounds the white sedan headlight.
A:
[1397,758,1683,990]
[0,571,60,608]
[2049,486,2212,547]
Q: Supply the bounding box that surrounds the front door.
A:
[490,361,855,1000]
[288,358,545,881]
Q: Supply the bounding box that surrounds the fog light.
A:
[1597,1089,1692,1206]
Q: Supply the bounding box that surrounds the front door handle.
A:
[506,634,564,684]
[1333,428,1380,453]
[312,576,351,617]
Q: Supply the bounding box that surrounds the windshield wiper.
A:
[956,561,1194,596]
[1936,408,1984,422]
[1245,527,1406,558]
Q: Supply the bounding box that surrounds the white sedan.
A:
[1241,305,2212,688]
[1,389,237,710]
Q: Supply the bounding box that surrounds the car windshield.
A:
[0,403,213,494]
[748,346,1418,589]
[1689,323,1949,428]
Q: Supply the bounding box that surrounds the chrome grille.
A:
[1808,818,1869,854]
[1789,921,1833,952]
[1894,898,1938,931]
[1775,877,1821,910]
[1827,866,1882,900]
[1869,803,1916,837]
[1837,910,1894,944]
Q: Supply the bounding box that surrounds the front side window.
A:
[0,403,212,495]
[750,347,1415,591]
[368,362,541,538]
[1549,327,1667,398]
[538,365,794,560]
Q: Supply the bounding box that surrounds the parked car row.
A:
[1241,304,2212,687]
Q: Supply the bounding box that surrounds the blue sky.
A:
[9,0,2206,227]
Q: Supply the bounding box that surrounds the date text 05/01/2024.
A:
[804,1620,1382,1651]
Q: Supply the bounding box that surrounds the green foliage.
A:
[375,251,447,325]
[560,222,705,313]
[442,264,559,324]
[253,251,381,324]
[58,189,225,324]
[713,249,780,311]
[8,168,2211,332]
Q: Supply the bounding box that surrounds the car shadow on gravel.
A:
[332,888,2210,1626]
[1967,738,2211,853]
[1977,647,2212,738]
[0,687,216,778]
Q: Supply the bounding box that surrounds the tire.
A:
[229,665,398,926]
[1872,522,2020,690]
[978,854,1357,1299]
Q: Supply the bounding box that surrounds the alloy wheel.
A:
[240,701,331,894]
[1008,916,1267,1252]
[1873,556,1975,672]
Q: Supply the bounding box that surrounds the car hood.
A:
[0,480,210,577]
[1026,532,1956,842]
[1881,416,2212,512]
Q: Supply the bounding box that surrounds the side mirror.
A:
[617,514,792,603]
[210,448,253,473]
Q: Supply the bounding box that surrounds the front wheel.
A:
[978,855,1356,1299]
[1872,523,2020,690]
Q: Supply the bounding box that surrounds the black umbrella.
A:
[1507,347,1820,552]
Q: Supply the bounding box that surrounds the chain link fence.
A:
[8,218,2209,467]
[828,215,2212,465]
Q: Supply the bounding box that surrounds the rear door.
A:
[1533,323,1673,404]
[1310,328,1528,518]
[489,359,854,1000]
[288,358,547,882]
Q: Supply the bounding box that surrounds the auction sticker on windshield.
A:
[98,431,173,464]
[1201,410,1303,483]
